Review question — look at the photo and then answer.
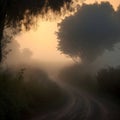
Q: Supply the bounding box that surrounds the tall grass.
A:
[0,68,65,120]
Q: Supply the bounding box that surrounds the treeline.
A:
[97,66,120,97]
[59,64,120,98]
[0,67,65,120]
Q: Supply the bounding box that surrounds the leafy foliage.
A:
[97,67,120,97]
[0,68,64,120]
[0,0,75,61]
[5,0,73,30]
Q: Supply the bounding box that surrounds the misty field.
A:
[0,65,120,120]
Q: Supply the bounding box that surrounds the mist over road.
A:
[31,82,120,120]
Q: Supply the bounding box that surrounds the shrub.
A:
[97,66,120,97]
[0,68,64,120]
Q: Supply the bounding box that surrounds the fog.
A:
[1,1,120,120]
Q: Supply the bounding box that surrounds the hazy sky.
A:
[15,21,73,64]
[85,0,120,10]
[14,0,120,66]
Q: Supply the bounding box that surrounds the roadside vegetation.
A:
[0,67,65,120]
[59,64,120,99]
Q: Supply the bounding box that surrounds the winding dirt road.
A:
[30,83,120,120]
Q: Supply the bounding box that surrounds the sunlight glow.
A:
[16,0,120,65]
[16,21,73,64]
[85,0,120,10]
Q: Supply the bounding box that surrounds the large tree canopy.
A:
[57,2,120,63]
[0,0,76,62]
[5,0,74,29]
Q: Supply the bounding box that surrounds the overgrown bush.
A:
[97,66,120,97]
[0,68,64,120]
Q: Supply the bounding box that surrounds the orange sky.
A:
[85,0,120,10]
[16,21,73,63]
[16,0,120,64]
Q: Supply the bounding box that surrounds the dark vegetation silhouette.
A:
[0,14,68,119]
[0,2,76,118]
[0,0,74,62]
[97,66,120,98]
[0,66,65,120]
[57,2,120,63]
[59,64,120,100]
[57,1,120,100]
[1,1,120,119]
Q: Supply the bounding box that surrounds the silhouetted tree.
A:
[97,66,120,97]
[0,66,65,120]
[57,2,120,63]
[0,0,73,62]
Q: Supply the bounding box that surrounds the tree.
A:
[57,2,120,63]
[97,66,120,97]
[0,0,74,62]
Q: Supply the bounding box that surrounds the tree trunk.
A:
[0,0,7,62]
